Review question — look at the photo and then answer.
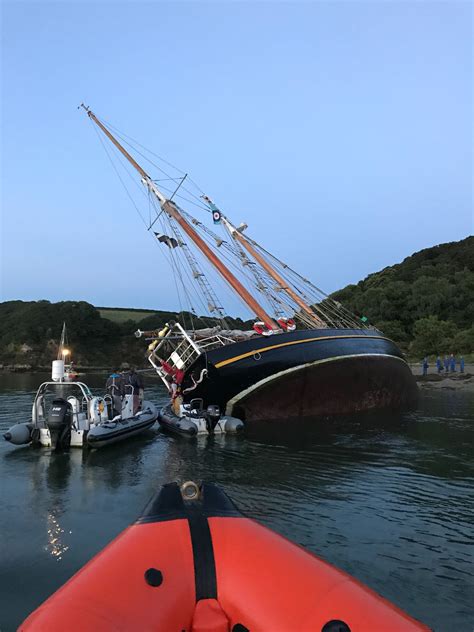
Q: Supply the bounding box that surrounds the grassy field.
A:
[98,307,156,323]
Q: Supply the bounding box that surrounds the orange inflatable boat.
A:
[20,482,430,632]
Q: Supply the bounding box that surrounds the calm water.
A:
[1,372,473,631]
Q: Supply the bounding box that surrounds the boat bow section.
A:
[20,482,429,632]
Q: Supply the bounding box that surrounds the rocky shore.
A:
[411,364,474,392]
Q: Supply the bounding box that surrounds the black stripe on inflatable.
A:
[136,482,242,524]
[188,512,217,601]
[137,484,240,602]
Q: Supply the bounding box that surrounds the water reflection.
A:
[1,376,473,631]
[45,510,70,561]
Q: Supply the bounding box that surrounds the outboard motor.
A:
[47,398,73,450]
[205,404,221,434]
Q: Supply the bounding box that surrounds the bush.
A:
[409,316,458,357]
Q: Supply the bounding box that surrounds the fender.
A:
[252,321,274,336]
[277,317,296,332]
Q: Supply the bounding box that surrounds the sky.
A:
[1,1,472,318]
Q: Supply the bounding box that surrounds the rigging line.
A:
[158,211,209,318]
[267,263,355,327]
[157,215,198,330]
[181,210,334,327]
[178,210,298,317]
[92,120,216,330]
[275,264,359,327]
[152,183,211,212]
[159,214,216,327]
[250,235,356,324]
[99,116,192,179]
[219,224,284,316]
[247,237,361,327]
[101,120,207,197]
[229,239,332,327]
[151,207,206,331]
[106,140,152,203]
[97,117,209,207]
[145,219,189,329]
[92,119,153,205]
[161,204,229,325]
[220,222,285,318]
[195,227,264,294]
[191,228,273,320]
[172,221,253,322]
[148,189,152,227]
[147,189,167,231]
[90,120,148,229]
[170,226,229,328]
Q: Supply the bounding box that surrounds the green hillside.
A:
[331,236,474,357]
[1,236,472,368]
[0,301,251,369]
[98,307,157,323]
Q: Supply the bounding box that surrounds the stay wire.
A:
[159,214,216,327]
[96,116,210,210]
[90,120,148,229]
[90,117,220,329]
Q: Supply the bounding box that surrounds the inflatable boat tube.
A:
[3,422,33,445]
[158,404,244,437]
[87,401,158,448]
[158,404,198,436]
[20,482,430,632]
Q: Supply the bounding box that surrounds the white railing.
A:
[140,323,236,388]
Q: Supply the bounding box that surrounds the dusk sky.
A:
[1,1,472,318]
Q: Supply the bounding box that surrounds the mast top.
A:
[81,105,278,328]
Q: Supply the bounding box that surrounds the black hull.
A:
[181,328,417,422]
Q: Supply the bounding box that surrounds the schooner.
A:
[80,105,417,421]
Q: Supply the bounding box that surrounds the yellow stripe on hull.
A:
[214,334,392,369]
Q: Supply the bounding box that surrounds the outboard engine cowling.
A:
[47,398,73,450]
[205,404,221,434]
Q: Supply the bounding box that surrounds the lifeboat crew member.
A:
[105,369,124,416]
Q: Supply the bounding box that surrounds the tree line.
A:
[1,236,472,366]
[0,300,252,368]
[330,236,474,358]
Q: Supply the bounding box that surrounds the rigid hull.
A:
[182,328,417,421]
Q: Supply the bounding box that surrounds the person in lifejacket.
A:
[105,369,124,417]
[159,358,185,416]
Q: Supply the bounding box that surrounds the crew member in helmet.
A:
[106,369,124,417]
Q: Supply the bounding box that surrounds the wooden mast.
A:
[223,218,325,328]
[81,106,278,329]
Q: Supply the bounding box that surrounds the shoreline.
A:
[2,365,473,391]
[412,368,474,392]
[0,365,152,374]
